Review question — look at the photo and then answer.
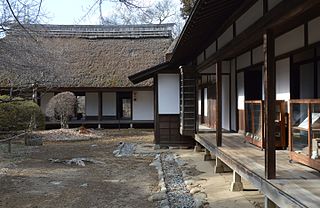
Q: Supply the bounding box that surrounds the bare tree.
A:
[180,0,196,19]
[46,92,77,129]
[0,0,46,34]
[101,0,184,36]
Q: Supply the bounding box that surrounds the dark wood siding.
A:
[157,114,194,146]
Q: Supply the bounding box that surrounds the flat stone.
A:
[148,192,166,202]
[190,187,201,195]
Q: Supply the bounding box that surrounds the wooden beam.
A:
[216,61,222,147]
[263,30,276,179]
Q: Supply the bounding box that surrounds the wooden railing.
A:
[0,131,28,153]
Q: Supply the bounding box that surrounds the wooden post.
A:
[308,103,312,156]
[263,30,276,179]
[216,61,222,147]
[98,92,102,128]
[8,140,11,153]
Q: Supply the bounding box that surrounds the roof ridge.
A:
[7,23,174,39]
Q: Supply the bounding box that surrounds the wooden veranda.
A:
[196,133,320,208]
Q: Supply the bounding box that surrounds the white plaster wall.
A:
[236,0,263,35]
[252,45,263,64]
[300,63,314,99]
[222,75,230,130]
[204,88,208,117]
[85,92,98,116]
[201,64,216,74]
[132,91,154,120]
[268,0,282,10]
[218,25,233,49]
[158,74,180,114]
[237,72,245,110]
[206,41,216,58]
[308,16,320,45]
[275,25,304,56]
[237,51,251,70]
[40,92,54,115]
[230,59,237,131]
[197,52,205,65]
[102,92,116,116]
[276,58,290,101]
[222,61,230,73]
[198,89,201,115]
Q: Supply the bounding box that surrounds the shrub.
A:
[0,95,45,131]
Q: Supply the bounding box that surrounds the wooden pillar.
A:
[216,61,222,147]
[98,92,102,128]
[263,30,276,179]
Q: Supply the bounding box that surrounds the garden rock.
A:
[25,135,43,146]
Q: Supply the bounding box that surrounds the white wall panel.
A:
[133,91,154,120]
[218,25,233,49]
[276,58,290,101]
[85,92,99,116]
[204,88,208,117]
[275,25,304,56]
[237,51,251,70]
[198,90,201,115]
[308,16,320,45]
[40,92,54,115]
[222,75,230,130]
[158,74,180,114]
[206,41,216,58]
[201,64,216,74]
[237,72,245,110]
[197,52,205,65]
[236,0,263,35]
[268,0,282,10]
[252,45,263,64]
[102,92,116,116]
[222,61,230,73]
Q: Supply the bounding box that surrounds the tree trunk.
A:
[60,115,68,129]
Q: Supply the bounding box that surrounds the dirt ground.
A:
[0,129,265,208]
[0,129,158,208]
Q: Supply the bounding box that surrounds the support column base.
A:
[265,197,277,208]
[194,143,203,152]
[204,149,213,161]
[214,165,225,173]
[230,182,243,192]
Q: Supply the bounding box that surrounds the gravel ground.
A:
[161,153,195,208]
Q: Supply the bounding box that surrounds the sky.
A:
[42,0,182,25]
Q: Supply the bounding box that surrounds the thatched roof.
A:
[0,24,173,88]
